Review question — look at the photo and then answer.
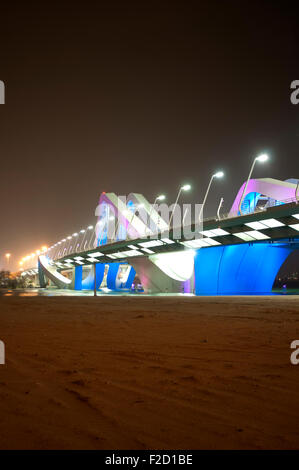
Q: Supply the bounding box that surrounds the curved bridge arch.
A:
[230,178,298,215]
[38,255,72,289]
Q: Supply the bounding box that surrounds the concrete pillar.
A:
[38,260,47,288]
[74,265,83,290]
[106,263,121,289]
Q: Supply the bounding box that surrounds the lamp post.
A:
[152,194,165,207]
[169,184,191,230]
[216,197,224,220]
[79,226,93,252]
[76,229,86,252]
[68,233,78,255]
[56,240,65,259]
[238,153,269,215]
[87,225,96,250]
[148,194,165,235]
[65,236,72,255]
[198,172,224,222]
[5,253,11,269]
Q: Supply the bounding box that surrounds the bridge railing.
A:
[204,196,299,223]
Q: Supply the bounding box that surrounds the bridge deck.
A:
[53,201,299,268]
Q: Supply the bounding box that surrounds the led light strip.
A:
[181,238,221,248]
[235,230,270,241]
[200,228,229,237]
[138,240,164,248]
[88,252,104,258]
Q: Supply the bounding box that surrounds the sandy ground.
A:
[0,293,299,450]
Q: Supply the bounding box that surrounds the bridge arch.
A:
[230,178,298,215]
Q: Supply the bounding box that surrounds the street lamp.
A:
[238,153,269,215]
[5,253,11,268]
[153,194,166,206]
[148,194,166,234]
[169,184,191,229]
[198,172,224,222]
[78,225,93,252]
[86,225,96,250]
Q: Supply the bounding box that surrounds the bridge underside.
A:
[38,242,297,295]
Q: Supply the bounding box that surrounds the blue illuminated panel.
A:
[194,243,292,295]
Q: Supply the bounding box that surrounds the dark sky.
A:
[0,0,298,270]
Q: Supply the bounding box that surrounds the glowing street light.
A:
[154,194,166,204]
[79,225,94,252]
[238,153,269,215]
[198,171,224,222]
[169,184,191,229]
[148,194,166,235]
[256,153,268,163]
[5,253,11,267]
[69,233,79,254]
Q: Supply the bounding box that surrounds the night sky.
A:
[0,1,298,270]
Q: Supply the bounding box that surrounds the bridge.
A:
[22,177,299,295]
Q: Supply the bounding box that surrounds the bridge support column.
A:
[106,263,136,290]
[81,263,105,290]
[95,263,106,289]
[38,260,47,288]
[194,243,292,295]
[74,265,83,290]
[124,266,136,289]
[106,263,121,289]
[130,257,186,294]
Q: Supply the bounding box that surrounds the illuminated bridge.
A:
[24,177,299,295]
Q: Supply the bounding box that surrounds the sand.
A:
[0,293,299,450]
